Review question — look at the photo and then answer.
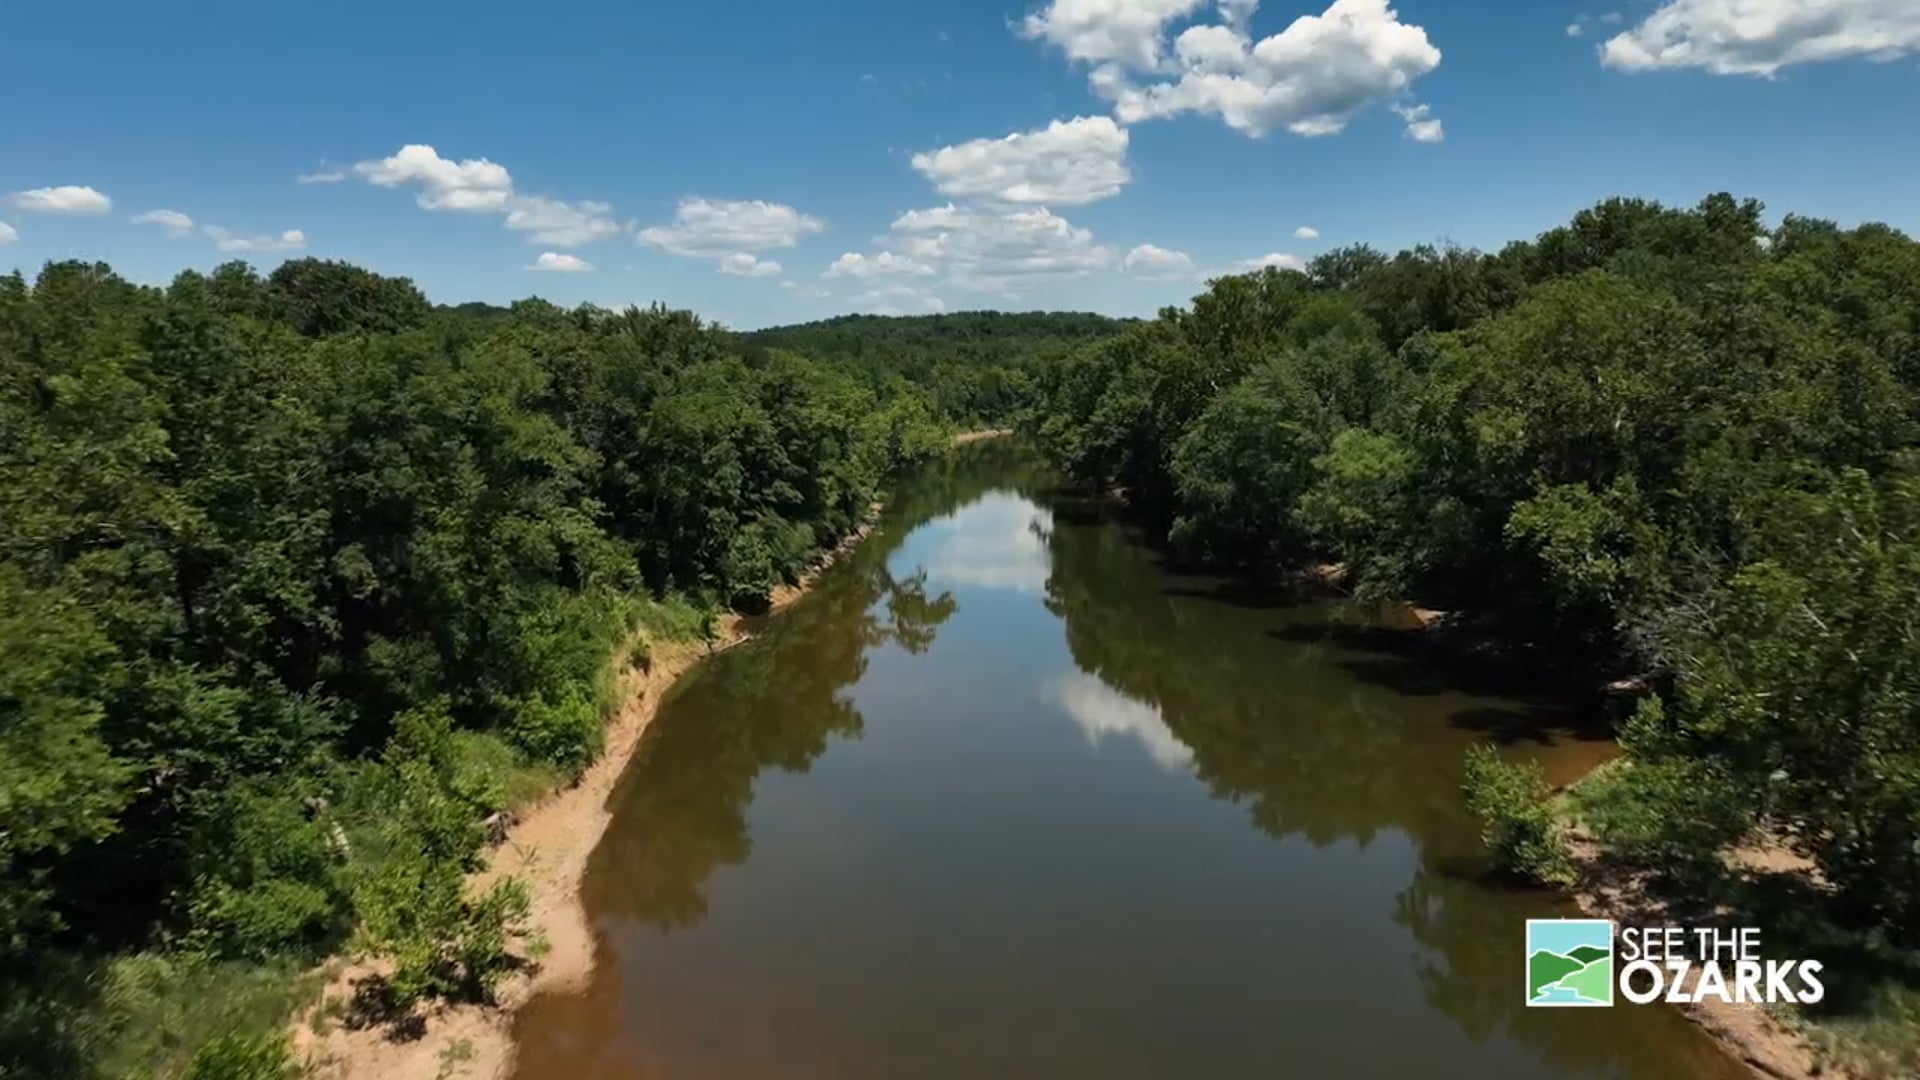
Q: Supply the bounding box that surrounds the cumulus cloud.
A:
[1393,102,1445,142]
[296,169,346,184]
[1294,225,1320,239]
[1026,0,1442,138]
[347,143,625,251]
[204,226,306,253]
[12,185,112,214]
[1121,243,1196,278]
[1021,0,1209,70]
[353,144,513,211]
[528,252,595,272]
[1237,252,1305,271]
[503,195,622,247]
[824,251,935,278]
[132,209,195,237]
[719,252,783,277]
[887,203,1115,294]
[852,283,947,315]
[638,197,825,258]
[0,223,15,246]
[911,116,1131,206]
[1602,0,1920,76]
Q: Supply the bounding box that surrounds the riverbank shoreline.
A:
[1300,562,1847,1078]
[296,432,1006,1080]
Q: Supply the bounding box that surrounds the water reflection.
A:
[919,492,1053,595]
[578,551,959,930]
[512,441,1745,1080]
[1039,669,1192,773]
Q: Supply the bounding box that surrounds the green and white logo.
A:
[1525,918,1614,1007]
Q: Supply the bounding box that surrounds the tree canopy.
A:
[1022,193,1920,945]
[0,258,956,1077]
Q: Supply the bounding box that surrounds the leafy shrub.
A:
[505,690,602,776]
[352,705,534,1010]
[1580,756,1749,895]
[184,783,352,961]
[722,526,778,612]
[1462,744,1575,886]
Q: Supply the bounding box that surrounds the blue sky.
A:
[3,0,1916,329]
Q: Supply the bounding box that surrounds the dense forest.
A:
[740,311,1132,425]
[1021,194,1920,968]
[8,194,1919,1076]
[0,260,997,1078]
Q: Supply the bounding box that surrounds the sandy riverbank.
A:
[951,427,1014,444]
[1566,831,1860,1079]
[293,523,870,1080]
[298,432,1011,1080]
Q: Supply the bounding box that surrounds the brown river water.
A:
[509,440,1746,1080]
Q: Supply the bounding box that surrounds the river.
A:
[509,440,1746,1080]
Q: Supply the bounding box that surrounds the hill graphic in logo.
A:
[1525,919,1614,1007]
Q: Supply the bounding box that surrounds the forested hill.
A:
[0,258,961,1078]
[742,311,1134,360]
[741,311,1134,423]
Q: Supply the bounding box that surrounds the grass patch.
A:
[97,952,318,1080]
[448,730,565,813]
[0,950,321,1080]
[634,594,711,644]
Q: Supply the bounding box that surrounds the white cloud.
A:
[0,223,15,246]
[1217,0,1259,30]
[638,197,825,257]
[887,203,1115,294]
[132,209,195,237]
[296,169,347,184]
[503,195,622,247]
[1173,23,1252,73]
[910,116,1131,206]
[1027,0,1441,139]
[349,143,625,252]
[12,185,112,214]
[852,283,947,315]
[353,144,513,212]
[824,251,935,278]
[1237,252,1305,271]
[719,252,783,277]
[781,280,832,297]
[1041,670,1193,773]
[1393,102,1444,142]
[204,226,306,253]
[1121,243,1195,278]
[1294,225,1320,239]
[1021,0,1209,70]
[1602,0,1920,76]
[528,252,595,272]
